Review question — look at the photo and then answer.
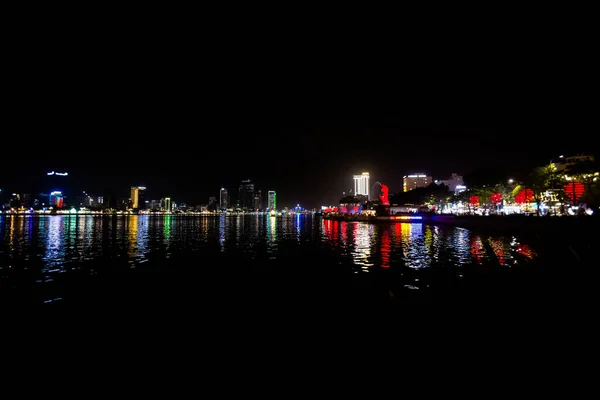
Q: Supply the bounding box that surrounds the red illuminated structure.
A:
[469,195,479,206]
[514,189,534,204]
[379,184,390,206]
[564,182,584,203]
[490,193,502,205]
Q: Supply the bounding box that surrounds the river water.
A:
[0,214,545,308]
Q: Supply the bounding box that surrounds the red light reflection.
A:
[381,228,391,268]
[516,244,536,259]
[470,235,484,264]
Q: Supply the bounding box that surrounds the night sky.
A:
[3,7,596,209]
[1,116,595,209]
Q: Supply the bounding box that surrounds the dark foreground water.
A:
[0,214,591,311]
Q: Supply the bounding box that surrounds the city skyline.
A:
[1,120,596,208]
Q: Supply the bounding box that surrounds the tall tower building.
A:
[131,186,146,209]
[267,191,276,211]
[353,172,370,197]
[239,179,254,211]
[162,197,172,212]
[219,188,228,210]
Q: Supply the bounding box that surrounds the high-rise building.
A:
[162,197,172,212]
[353,172,370,197]
[253,190,262,211]
[239,179,254,211]
[131,186,146,209]
[267,191,276,211]
[403,174,432,192]
[219,188,228,210]
[50,191,64,208]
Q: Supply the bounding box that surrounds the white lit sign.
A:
[47,171,68,176]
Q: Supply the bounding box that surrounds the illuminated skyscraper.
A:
[353,172,370,197]
[219,188,228,210]
[131,186,146,209]
[50,191,64,208]
[267,191,276,211]
[162,197,172,212]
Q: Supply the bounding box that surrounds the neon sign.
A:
[395,216,422,220]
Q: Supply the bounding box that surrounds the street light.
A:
[508,179,514,184]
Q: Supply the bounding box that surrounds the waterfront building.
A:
[219,188,228,210]
[267,191,276,211]
[50,191,64,208]
[161,197,172,212]
[403,173,432,192]
[130,186,146,210]
[353,172,370,197]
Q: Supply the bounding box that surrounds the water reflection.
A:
[470,235,484,265]
[351,222,373,270]
[488,237,506,265]
[219,215,226,251]
[0,215,543,305]
[43,216,66,273]
[380,228,391,269]
[318,220,537,272]
[266,216,277,258]
[402,223,430,269]
[164,214,171,243]
[127,215,149,265]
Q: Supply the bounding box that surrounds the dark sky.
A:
[1,116,595,209]
[2,26,596,208]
